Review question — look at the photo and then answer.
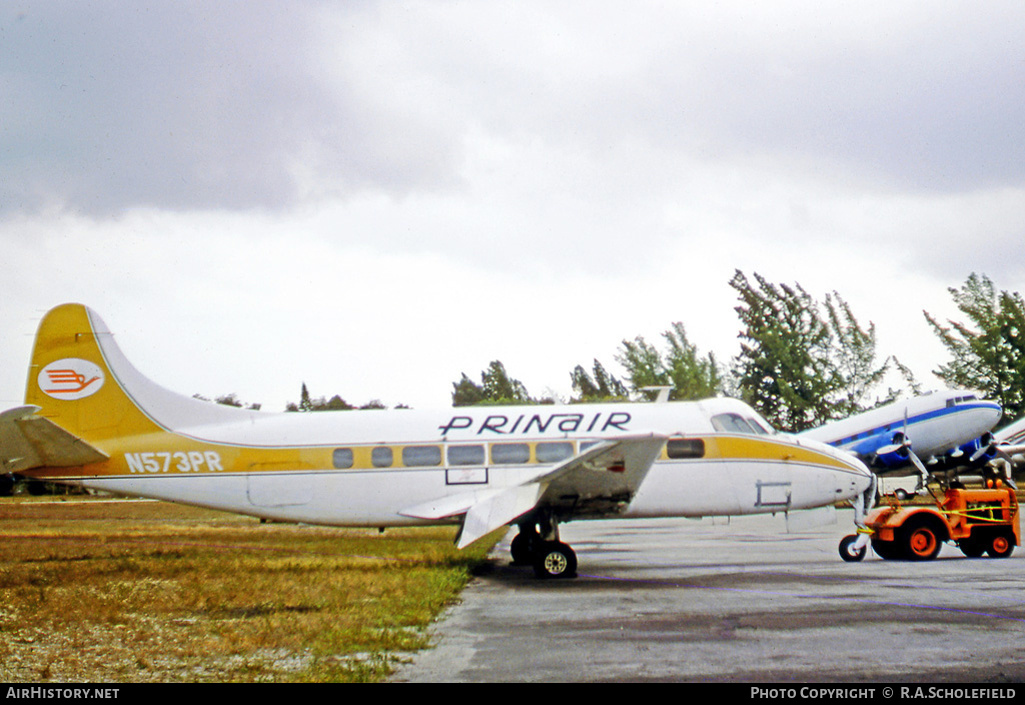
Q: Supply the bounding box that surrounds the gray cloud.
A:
[1,2,464,216]
[4,2,1024,222]
[3,0,1025,303]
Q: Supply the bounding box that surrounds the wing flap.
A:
[0,406,109,473]
[456,482,546,549]
[399,481,548,549]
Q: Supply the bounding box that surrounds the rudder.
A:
[25,304,162,442]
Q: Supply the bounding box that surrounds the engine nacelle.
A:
[955,432,997,462]
[871,432,911,469]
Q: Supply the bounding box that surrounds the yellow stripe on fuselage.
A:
[25,432,861,481]
[667,435,861,473]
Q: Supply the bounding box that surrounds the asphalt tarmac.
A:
[393,510,1025,683]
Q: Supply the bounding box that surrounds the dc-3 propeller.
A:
[873,410,931,493]
[874,417,1013,492]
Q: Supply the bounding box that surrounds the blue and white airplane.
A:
[800,390,1004,490]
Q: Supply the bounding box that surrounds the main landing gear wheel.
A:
[510,528,540,566]
[839,535,866,562]
[532,541,578,579]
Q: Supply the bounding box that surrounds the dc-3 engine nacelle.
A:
[952,432,998,463]
[871,432,911,469]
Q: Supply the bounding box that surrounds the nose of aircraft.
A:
[983,400,1003,428]
[797,435,874,502]
[835,447,873,496]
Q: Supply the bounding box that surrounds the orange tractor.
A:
[840,481,1020,561]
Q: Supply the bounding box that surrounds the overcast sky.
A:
[3,2,1024,413]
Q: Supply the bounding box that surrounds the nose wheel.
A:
[839,534,867,562]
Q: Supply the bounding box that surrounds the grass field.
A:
[0,496,499,683]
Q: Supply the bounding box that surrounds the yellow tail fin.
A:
[25,304,162,442]
[25,304,251,445]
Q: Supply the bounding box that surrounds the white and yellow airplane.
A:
[1,304,873,578]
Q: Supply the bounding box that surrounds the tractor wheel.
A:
[898,515,944,561]
[986,532,1015,559]
[958,539,985,558]
[871,538,900,560]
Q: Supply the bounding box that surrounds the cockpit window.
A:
[711,412,772,435]
[711,413,755,434]
[745,417,771,435]
[947,395,978,408]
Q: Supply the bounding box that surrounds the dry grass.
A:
[0,496,497,683]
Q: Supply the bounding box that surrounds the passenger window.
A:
[371,446,393,468]
[491,443,530,465]
[536,442,574,463]
[448,444,486,466]
[402,445,442,467]
[666,438,705,459]
[332,448,354,469]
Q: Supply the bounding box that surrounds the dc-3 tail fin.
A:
[5,304,254,473]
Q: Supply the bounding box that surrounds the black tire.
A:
[871,538,901,560]
[839,535,866,562]
[510,530,539,566]
[898,515,945,561]
[532,541,578,579]
[985,531,1015,559]
[959,539,985,558]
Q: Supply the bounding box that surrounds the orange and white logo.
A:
[38,359,105,400]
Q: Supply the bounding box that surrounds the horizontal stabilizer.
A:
[0,406,109,473]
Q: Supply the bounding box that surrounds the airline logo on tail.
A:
[38,359,105,400]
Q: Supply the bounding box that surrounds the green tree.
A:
[286,385,370,412]
[451,373,488,407]
[615,322,724,401]
[663,322,725,400]
[570,359,629,402]
[925,273,1025,423]
[823,292,903,418]
[299,382,314,412]
[451,361,532,406]
[730,270,894,431]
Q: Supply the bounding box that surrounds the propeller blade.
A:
[875,444,902,456]
[908,449,928,477]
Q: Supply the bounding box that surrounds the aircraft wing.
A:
[399,433,667,549]
[533,432,669,514]
[994,417,1025,466]
[0,406,109,474]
